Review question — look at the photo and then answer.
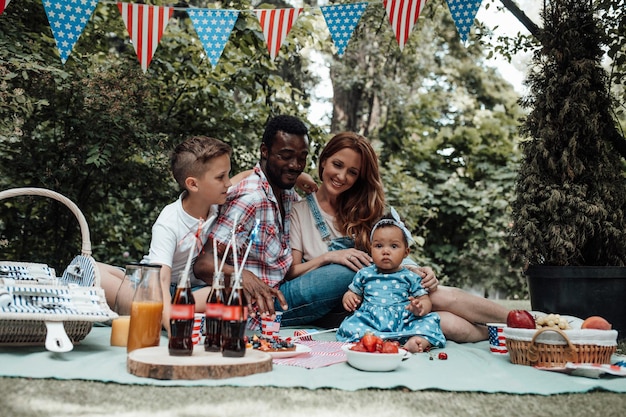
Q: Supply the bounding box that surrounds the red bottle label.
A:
[170,304,194,320]
[222,305,248,321]
[205,303,223,318]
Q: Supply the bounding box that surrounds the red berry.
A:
[438,352,448,360]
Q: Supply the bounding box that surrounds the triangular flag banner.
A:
[320,2,368,57]
[188,8,240,68]
[446,0,482,42]
[117,3,174,73]
[255,8,302,60]
[0,0,12,16]
[383,0,426,51]
[42,0,99,63]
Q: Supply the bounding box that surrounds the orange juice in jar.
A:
[127,300,164,352]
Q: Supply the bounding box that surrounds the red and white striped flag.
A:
[117,3,174,73]
[0,0,11,15]
[383,0,426,51]
[255,8,302,60]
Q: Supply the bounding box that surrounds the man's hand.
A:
[295,172,318,194]
[240,270,288,316]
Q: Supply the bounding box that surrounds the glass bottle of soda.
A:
[204,271,225,352]
[221,273,247,357]
[168,272,195,356]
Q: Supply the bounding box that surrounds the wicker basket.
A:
[504,327,617,367]
[0,187,117,348]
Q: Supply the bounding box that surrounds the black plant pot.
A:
[526,266,626,341]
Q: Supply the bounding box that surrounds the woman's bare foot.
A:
[403,336,432,353]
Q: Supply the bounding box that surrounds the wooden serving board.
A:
[127,345,273,380]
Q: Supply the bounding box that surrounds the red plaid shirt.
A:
[209,164,299,329]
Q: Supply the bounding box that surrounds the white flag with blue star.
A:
[446,0,483,43]
[188,8,240,68]
[320,2,368,57]
[42,0,99,64]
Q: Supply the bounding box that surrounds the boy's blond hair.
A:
[170,136,232,190]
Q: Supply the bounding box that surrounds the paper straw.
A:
[240,219,260,271]
[213,238,218,272]
[217,213,239,275]
[179,243,195,288]
[217,239,231,275]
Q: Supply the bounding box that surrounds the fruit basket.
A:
[503,326,617,367]
[0,187,118,351]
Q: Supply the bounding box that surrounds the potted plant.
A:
[509,0,626,339]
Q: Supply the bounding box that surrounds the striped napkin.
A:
[271,339,349,369]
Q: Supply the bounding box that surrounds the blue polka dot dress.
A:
[336,264,446,348]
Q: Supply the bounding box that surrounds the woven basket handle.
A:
[0,187,92,256]
[527,327,578,363]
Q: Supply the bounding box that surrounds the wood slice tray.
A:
[127,345,273,380]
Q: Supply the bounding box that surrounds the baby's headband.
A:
[370,207,414,245]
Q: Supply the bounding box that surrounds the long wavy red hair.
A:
[318,132,385,252]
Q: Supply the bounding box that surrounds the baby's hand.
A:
[342,291,362,312]
[406,296,428,316]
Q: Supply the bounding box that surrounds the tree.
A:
[510,0,626,267]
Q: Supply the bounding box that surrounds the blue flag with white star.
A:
[188,8,240,68]
[320,2,368,57]
[42,0,99,64]
[446,0,483,43]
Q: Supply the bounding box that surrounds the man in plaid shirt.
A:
[195,115,309,329]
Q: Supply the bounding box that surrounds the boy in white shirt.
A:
[100,136,232,334]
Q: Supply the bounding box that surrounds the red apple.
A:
[506,310,536,329]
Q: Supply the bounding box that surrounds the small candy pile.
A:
[247,334,296,352]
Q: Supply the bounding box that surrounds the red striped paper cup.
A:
[261,312,282,337]
[192,313,204,345]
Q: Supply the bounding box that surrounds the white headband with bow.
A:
[370,207,413,245]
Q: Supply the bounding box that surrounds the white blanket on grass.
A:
[0,325,625,394]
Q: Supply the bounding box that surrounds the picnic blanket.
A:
[1,324,625,394]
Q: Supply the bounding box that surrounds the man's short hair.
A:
[261,115,308,149]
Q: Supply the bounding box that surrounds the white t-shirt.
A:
[290,193,343,261]
[147,193,218,287]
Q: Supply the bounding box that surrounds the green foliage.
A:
[0,0,314,272]
[510,0,626,267]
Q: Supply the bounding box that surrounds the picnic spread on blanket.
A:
[1,188,626,393]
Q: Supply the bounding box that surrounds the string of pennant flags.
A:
[0,0,484,73]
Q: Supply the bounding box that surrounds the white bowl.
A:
[341,344,409,372]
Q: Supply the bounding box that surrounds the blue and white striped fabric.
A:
[0,263,56,281]
[1,285,111,318]
[61,255,98,287]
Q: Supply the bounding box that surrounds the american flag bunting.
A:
[383,0,426,51]
[188,8,240,68]
[446,0,483,42]
[254,8,302,60]
[320,2,368,57]
[117,3,174,73]
[42,0,99,64]
[0,0,11,16]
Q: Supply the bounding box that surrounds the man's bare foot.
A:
[403,336,432,353]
